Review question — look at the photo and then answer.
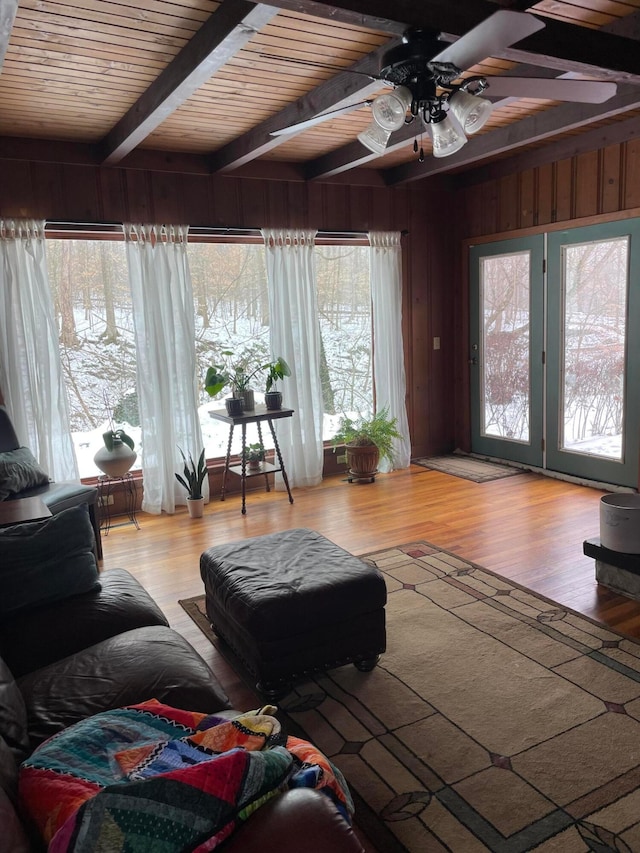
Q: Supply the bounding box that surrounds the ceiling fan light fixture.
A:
[357,120,392,154]
[448,88,493,135]
[371,86,412,131]
[426,112,467,158]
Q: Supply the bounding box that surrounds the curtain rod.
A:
[45,222,409,238]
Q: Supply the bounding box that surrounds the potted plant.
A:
[263,356,291,410]
[243,442,265,470]
[175,447,207,518]
[93,401,137,477]
[205,351,263,414]
[332,407,402,481]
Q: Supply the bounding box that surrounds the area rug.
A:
[180,542,640,853]
[412,454,524,482]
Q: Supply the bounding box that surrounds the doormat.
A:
[180,540,640,852]
[412,453,524,482]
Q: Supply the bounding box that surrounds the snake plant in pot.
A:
[175,447,207,518]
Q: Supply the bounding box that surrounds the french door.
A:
[470,220,640,487]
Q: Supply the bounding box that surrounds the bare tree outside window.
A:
[561,238,627,459]
[315,245,372,438]
[47,239,139,477]
[480,252,531,442]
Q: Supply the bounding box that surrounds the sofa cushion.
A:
[18,625,231,748]
[0,568,169,678]
[0,505,100,619]
[0,657,29,800]
[0,447,49,501]
[0,787,30,853]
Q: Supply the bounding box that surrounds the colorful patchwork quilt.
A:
[19,699,353,852]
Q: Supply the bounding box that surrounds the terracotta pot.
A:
[94,438,137,477]
[346,443,379,480]
[187,497,205,518]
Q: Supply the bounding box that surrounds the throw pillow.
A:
[0,447,49,501]
[0,505,100,618]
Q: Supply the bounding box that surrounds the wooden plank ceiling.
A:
[1,0,640,185]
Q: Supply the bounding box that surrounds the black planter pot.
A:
[225,397,244,416]
[265,391,282,411]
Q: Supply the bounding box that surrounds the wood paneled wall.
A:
[452,136,640,450]
[0,158,456,460]
[457,138,640,239]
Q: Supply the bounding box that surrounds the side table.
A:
[97,472,140,534]
[209,405,295,514]
[0,496,52,528]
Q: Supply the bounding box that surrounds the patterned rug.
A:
[180,542,640,852]
[412,454,524,482]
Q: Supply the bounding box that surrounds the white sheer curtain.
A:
[0,218,79,480]
[369,231,411,471]
[125,223,207,514]
[262,228,324,488]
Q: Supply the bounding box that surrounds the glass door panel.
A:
[547,220,640,486]
[561,238,627,460]
[470,237,544,467]
[480,251,531,443]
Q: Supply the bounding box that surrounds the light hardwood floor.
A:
[100,464,640,712]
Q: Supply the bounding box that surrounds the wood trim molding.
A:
[460,206,640,248]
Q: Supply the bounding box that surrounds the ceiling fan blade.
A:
[484,77,617,104]
[271,101,371,136]
[433,10,545,72]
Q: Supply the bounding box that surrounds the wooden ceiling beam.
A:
[453,112,640,188]
[208,43,394,172]
[261,0,488,33]
[304,123,415,180]
[382,86,640,184]
[100,0,278,165]
[0,0,17,72]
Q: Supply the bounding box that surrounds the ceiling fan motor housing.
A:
[380,31,461,86]
[379,30,463,122]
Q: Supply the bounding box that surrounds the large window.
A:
[190,241,270,459]
[47,233,373,477]
[47,238,141,477]
[316,244,373,438]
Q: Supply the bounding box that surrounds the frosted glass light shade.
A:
[357,121,392,154]
[371,86,412,131]
[449,89,493,134]
[427,113,467,158]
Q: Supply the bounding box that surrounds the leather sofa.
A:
[0,568,365,853]
[0,405,102,559]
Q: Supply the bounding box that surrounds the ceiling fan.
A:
[271,10,617,161]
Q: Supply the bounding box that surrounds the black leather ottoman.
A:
[200,528,387,698]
